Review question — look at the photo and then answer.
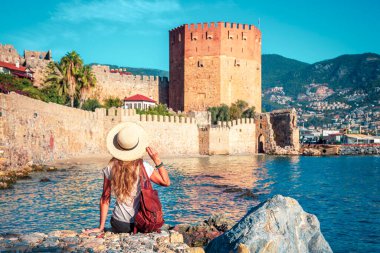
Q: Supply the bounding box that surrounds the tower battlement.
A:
[169,21,262,112]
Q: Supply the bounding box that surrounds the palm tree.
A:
[61,51,83,107]
[45,61,68,99]
[77,65,97,108]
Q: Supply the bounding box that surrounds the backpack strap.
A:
[139,159,152,190]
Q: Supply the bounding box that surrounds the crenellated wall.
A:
[203,118,256,155]
[0,93,299,169]
[91,65,169,105]
[0,93,196,168]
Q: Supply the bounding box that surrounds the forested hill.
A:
[262,54,310,87]
[278,53,380,96]
[261,53,380,96]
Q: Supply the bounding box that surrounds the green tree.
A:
[242,106,255,118]
[229,103,241,120]
[82,98,102,111]
[45,62,69,102]
[136,104,172,116]
[103,97,123,109]
[60,51,83,107]
[77,65,97,108]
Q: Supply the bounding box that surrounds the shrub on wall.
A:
[208,100,255,124]
[82,99,102,111]
[0,73,70,105]
[103,97,123,109]
[136,104,172,116]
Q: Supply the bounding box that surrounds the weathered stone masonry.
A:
[169,22,262,112]
[0,44,52,87]
[0,93,300,166]
[91,65,169,104]
[0,93,299,169]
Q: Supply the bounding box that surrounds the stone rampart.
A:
[0,44,23,65]
[91,65,169,105]
[255,109,300,154]
[205,118,256,155]
[0,92,106,167]
[0,92,300,169]
[0,93,198,168]
[0,45,51,86]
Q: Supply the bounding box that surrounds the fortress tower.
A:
[169,22,262,112]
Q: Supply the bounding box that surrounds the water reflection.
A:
[1,155,379,253]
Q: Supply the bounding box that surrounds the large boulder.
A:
[206,195,332,253]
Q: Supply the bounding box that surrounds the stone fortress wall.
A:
[169,22,262,112]
[23,50,53,87]
[0,92,298,169]
[0,44,23,65]
[90,65,169,104]
[0,44,52,86]
[0,93,299,168]
[0,45,169,103]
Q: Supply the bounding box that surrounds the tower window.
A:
[206,32,213,39]
[228,31,234,39]
[191,33,198,41]
[179,33,181,42]
[198,60,204,67]
[242,32,247,40]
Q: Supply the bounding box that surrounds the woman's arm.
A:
[99,176,111,230]
[146,146,170,187]
[84,175,111,233]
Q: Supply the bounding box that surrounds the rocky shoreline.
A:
[0,164,58,189]
[0,195,333,253]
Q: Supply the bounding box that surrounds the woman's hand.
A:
[146,146,161,165]
[82,227,103,234]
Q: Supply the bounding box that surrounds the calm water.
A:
[0,155,379,252]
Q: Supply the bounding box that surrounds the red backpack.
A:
[133,159,165,233]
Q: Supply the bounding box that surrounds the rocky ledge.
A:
[0,195,332,253]
[206,195,332,253]
[0,164,58,189]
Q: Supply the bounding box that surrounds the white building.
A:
[123,94,156,110]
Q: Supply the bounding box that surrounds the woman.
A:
[85,122,170,233]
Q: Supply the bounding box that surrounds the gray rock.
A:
[206,195,333,253]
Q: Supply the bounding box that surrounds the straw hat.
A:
[106,122,149,161]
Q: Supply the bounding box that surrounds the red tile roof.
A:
[124,94,156,103]
[0,61,30,72]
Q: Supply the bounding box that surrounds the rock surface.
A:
[173,214,235,247]
[205,195,332,253]
[0,230,200,253]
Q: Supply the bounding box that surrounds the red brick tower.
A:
[169,22,261,112]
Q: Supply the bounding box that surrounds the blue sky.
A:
[1,0,379,70]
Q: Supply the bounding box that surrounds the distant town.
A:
[264,83,380,144]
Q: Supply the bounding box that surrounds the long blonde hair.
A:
[110,157,140,203]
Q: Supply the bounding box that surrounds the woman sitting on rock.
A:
[85,122,170,233]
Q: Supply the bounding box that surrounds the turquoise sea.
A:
[0,155,379,252]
